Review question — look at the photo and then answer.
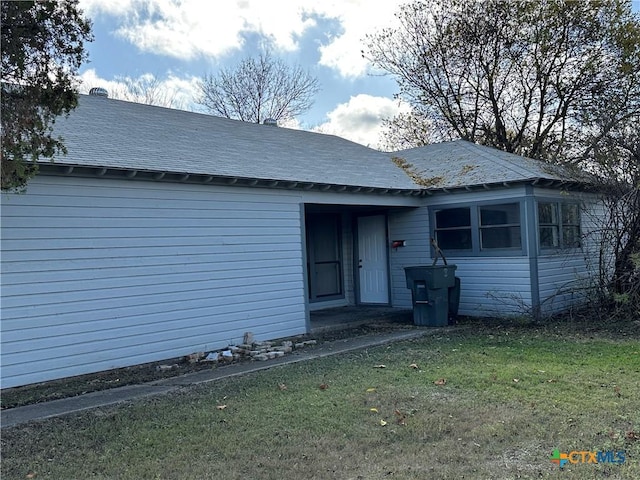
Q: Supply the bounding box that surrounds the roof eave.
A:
[421,177,593,194]
[37,163,424,196]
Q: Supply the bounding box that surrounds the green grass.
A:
[2,319,639,479]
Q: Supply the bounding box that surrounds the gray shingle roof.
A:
[393,140,590,189]
[49,94,418,190]
[47,95,589,191]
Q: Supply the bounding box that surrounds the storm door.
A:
[306,213,344,302]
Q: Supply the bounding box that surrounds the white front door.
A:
[358,215,389,304]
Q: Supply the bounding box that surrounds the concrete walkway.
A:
[2,328,434,429]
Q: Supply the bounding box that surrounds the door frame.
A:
[354,213,391,305]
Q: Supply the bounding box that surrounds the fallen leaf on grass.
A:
[513,378,520,383]
[395,409,406,425]
[278,383,287,390]
[216,405,227,410]
[366,387,376,392]
[409,363,419,369]
[380,419,387,426]
[626,430,640,441]
[26,473,36,479]
[547,379,557,383]
[319,383,329,390]
[434,378,447,386]
[373,364,386,369]
[370,408,379,413]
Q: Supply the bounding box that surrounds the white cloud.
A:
[313,94,410,149]
[79,0,404,76]
[80,0,318,60]
[314,1,403,78]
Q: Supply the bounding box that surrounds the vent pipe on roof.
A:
[263,118,278,126]
[89,87,108,98]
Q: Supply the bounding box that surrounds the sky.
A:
[75,0,412,150]
[75,0,640,151]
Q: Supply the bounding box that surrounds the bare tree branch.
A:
[198,52,320,124]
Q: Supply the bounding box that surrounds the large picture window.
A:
[538,202,581,249]
[433,202,522,255]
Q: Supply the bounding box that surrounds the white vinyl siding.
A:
[388,207,431,308]
[389,206,532,315]
[534,190,604,315]
[452,258,532,316]
[1,176,306,388]
[537,256,589,315]
[390,189,533,316]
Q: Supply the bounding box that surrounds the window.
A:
[434,207,472,250]
[538,202,581,249]
[433,202,523,255]
[479,203,521,249]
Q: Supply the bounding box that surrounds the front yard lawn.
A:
[2,318,639,479]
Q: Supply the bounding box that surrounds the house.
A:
[0,92,602,388]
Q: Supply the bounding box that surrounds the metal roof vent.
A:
[89,87,108,98]
[263,118,278,126]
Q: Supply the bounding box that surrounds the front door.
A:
[357,215,389,304]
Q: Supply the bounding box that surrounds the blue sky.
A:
[77,0,640,150]
[76,0,410,149]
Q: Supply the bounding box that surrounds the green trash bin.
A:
[404,265,457,327]
[448,277,461,325]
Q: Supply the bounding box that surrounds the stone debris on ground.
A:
[183,333,318,365]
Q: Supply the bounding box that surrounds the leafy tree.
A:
[364,0,640,163]
[198,52,320,124]
[1,0,92,191]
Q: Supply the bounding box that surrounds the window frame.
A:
[536,199,582,252]
[430,199,526,257]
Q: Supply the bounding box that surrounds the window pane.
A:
[435,207,471,228]
[480,203,520,226]
[539,226,559,248]
[436,229,472,250]
[562,204,580,225]
[538,203,558,224]
[562,226,581,248]
[481,226,521,249]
